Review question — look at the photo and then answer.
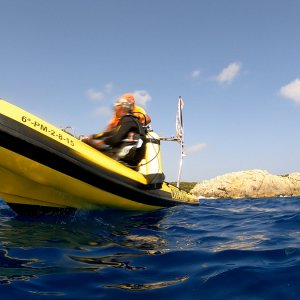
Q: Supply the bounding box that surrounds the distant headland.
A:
[190,169,300,199]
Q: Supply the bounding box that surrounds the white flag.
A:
[176,96,185,187]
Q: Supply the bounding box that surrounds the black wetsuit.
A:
[100,115,143,146]
[94,114,145,166]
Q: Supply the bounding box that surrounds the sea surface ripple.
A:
[1,196,300,299]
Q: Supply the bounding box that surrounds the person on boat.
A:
[81,97,146,167]
[104,93,151,132]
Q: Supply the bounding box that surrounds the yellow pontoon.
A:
[0,99,198,215]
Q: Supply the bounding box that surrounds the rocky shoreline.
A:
[191,169,300,199]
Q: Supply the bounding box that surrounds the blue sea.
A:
[1,196,300,299]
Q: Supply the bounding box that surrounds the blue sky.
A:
[1,0,300,182]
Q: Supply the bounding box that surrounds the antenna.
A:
[176,96,185,187]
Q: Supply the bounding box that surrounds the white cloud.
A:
[216,62,241,84]
[185,143,207,155]
[86,88,105,101]
[192,69,201,79]
[86,82,113,101]
[133,90,152,106]
[279,78,300,104]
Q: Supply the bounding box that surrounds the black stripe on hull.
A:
[8,203,77,217]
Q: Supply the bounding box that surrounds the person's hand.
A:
[91,139,107,150]
[81,135,92,143]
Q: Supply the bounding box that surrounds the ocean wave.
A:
[1,197,300,299]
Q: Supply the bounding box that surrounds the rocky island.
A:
[191,169,300,199]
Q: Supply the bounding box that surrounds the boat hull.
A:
[0,99,199,214]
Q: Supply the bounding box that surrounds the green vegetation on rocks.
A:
[170,182,198,192]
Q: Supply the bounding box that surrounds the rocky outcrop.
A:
[191,169,300,199]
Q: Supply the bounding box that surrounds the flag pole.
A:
[176,96,184,188]
[160,96,185,188]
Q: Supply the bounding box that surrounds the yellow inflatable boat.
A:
[0,99,198,215]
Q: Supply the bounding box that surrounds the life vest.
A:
[105,105,149,131]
